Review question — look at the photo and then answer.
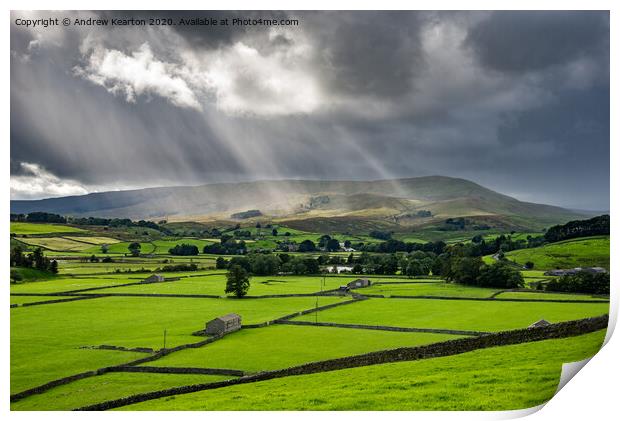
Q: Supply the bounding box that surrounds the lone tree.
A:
[128,242,141,257]
[225,265,251,298]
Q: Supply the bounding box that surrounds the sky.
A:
[10,11,610,210]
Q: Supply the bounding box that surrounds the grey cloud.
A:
[466,11,609,74]
[9,10,609,210]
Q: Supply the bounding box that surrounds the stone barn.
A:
[143,274,165,283]
[347,278,371,289]
[206,313,242,335]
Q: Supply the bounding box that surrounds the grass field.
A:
[10,296,345,393]
[17,237,96,252]
[10,275,145,294]
[10,222,86,235]
[8,221,610,411]
[122,330,605,410]
[10,373,232,411]
[501,236,610,270]
[64,236,122,245]
[146,324,460,373]
[295,298,608,332]
[497,291,608,301]
[94,274,357,296]
[362,282,500,298]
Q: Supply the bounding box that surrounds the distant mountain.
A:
[10,176,586,231]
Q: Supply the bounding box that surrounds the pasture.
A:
[122,330,605,411]
[9,223,610,411]
[10,222,86,235]
[294,298,608,332]
[500,236,610,270]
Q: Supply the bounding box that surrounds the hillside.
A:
[11,176,585,231]
[500,236,610,270]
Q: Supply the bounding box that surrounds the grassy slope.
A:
[93,274,357,296]
[11,373,231,411]
[362,282,500,298]
[295,298,609,332]
[10,222,86,235]
[123,329,605,411]
[10,296,344,393]
[146,324,461,373]
[17,237,97,252]
[501,236,610,270]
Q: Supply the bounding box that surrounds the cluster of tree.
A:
[545,272,609,295]
[11,212,67,223]
[369,230,392,240]
[10,246,58,274]
[544,215,610,243]
[159,263,199,272]
[358,239,446,255]
[466,234,545,257]
[73,217,165,232]
[216,253,322,276]
[233,230,253,238]
[437,218,490,232]
[443,257,524,288]
[168,244,199,256]
[128,242,141,256]
[318,235,341,251]
[203,236,247,255]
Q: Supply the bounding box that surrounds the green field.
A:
[91,274,355,296]
[10,222,86,235]
[123,330,605,411]
[497,291,608,301]
[10,295,345,393]
[295,298,608,332]
[17,237,96,252]
[9,221,610,411]
[146,324,460,373]
[64,236,122,245]
[11,373,232,411]
[362,282,500,298]
[500,236,610,270]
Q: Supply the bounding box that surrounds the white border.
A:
[2,2,616,421]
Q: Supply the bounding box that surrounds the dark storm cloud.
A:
[466,11,609,73]
[307,11,426,98]
[9,10,610,210]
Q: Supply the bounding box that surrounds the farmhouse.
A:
[528,319,551,328]
[347,278,371,289]
[206,313,242,335]
[142,274,165,283]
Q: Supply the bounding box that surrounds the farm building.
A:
[206,313,242,335]
[581,267,608,274]
[347,278,371,289]
[528,319,551,328]
[142,274,165,283]
[544,267,608,276]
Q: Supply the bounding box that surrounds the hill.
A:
[500,236,610,270]
[11,176,585,232]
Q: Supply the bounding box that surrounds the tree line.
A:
[544,214,609,243]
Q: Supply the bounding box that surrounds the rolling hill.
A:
[10,176,586,232]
